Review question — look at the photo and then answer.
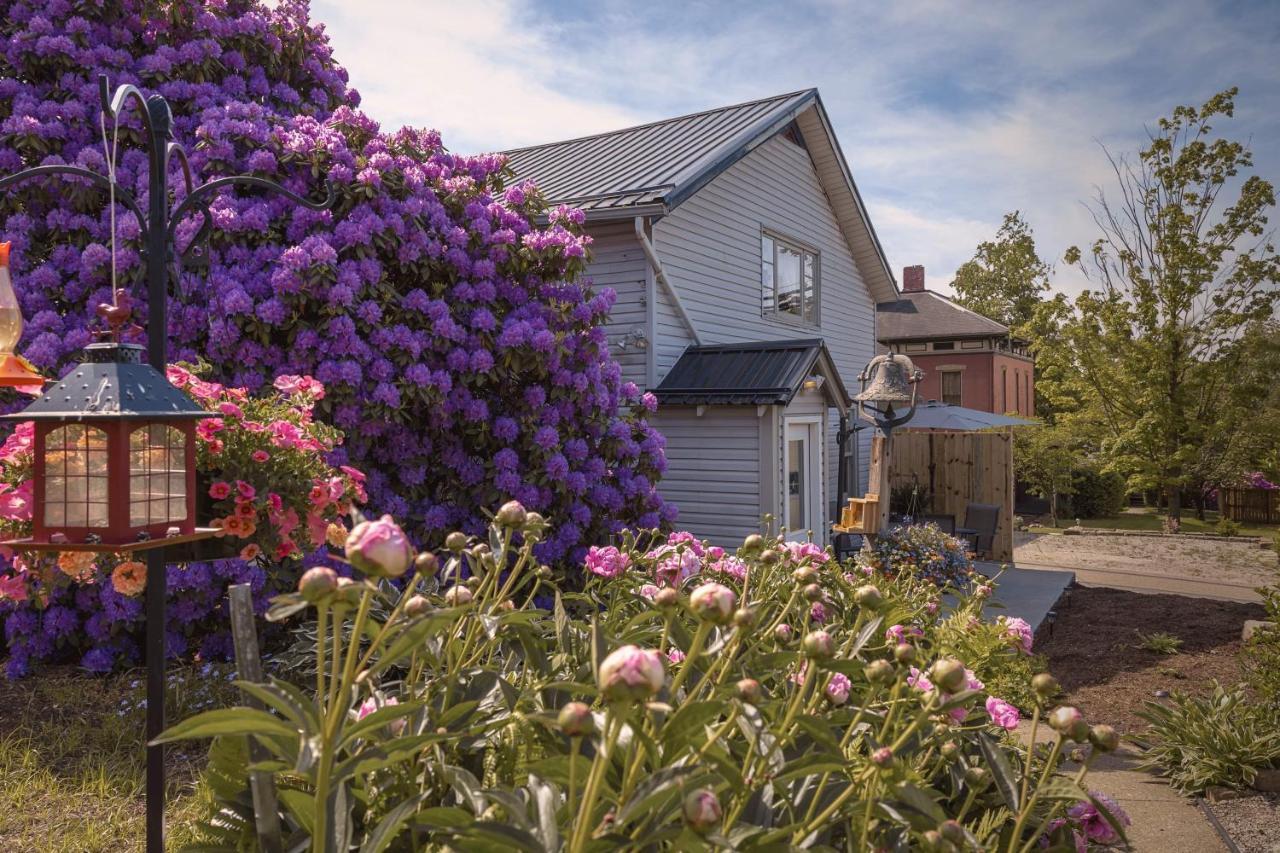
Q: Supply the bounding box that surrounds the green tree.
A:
[952,211,1052,335]
[1013,423,1076,527]
[1062,88,1280,525]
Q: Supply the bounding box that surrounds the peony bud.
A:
[941,740,960,760]
[802,630,835,660]
[742,533,765,553]
[414,551,440,577]
[974,584,992,599]
[345,515,413,579]
[464,576,482,590]
[535,564,553,580]
[939,820,965,845]
[929,659,968,693]
[495,500,527,529]
[793,565,818,584]
[802,582,823,602]
[1089,724,1120,753]
[854,584,883,610]
[557,701,595,737]
[894,642,917,665]
[865,659,895,684]
[920,830,946,853]
[682,788,722,834]
[1048,705,1085,739]
[298,566,338,603]
[443,585,473,606]
[774,623,794,644]
[404,595,432,617]
[871,746,894,768]
[964,766,990,790]
[825,672,852,705]
[654,586,680,610]
[760,548,780,565]
[733,607,756,628]
[1031,673,1060,698]
[598,645,665,702]
[523,511,547,538]
[735,678,762,704]
[333,577,361,607]
[445,531,468,552]
[688,582,736,624]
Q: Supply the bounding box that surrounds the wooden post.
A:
[228,584,283,853]
[864,432,893,548]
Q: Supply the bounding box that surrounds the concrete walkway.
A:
[1018,722,1224,851]
[974,561,1074,630]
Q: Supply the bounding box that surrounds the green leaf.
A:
[613,765,703,826]
[977,731,1021,812]
[151,708,296,745]
[232,680,317,731]
[339,700,426,748]
[659,700,724,753]
[894,781,946,823]
[278,788,315,836]
[849,615,884,657]
[448,821,544,853]
[413,806,474,829]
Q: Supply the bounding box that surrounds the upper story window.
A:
[932,341,955,351]
[762,232,818,325]
[940,370,963,406]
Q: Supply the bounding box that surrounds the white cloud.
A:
[310,0,1280,299]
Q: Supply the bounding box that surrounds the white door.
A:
[784,419,822,541]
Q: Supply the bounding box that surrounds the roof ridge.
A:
[502,89,816,154]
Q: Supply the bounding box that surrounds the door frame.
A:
[783,415,823,542]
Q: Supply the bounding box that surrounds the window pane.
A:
[801,252,817,323]
[941,372,962,406]
[88,503,109,527]
[168,498,186,522]
[131,501,148,527]
[776,244,802,317]
[761,235,775,315]
[47,503,66,526]
[66,504,87,527]
[787,438,807,528]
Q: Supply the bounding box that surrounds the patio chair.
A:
[920,513,956,534]
[955,503,1000,559]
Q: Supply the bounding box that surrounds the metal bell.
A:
[854,352,921,406]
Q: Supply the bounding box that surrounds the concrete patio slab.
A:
[973,561,1074,630]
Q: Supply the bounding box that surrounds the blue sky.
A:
[312,0,1280,296]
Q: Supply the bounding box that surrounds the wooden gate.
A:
[889,430,1015,562]
[1219,488,1280,524]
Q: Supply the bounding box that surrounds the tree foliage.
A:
[1061,88,1280,521]
[952,211,1053,337]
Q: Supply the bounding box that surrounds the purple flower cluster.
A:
[0,1,669,573]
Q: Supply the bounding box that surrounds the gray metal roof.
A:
[504,90,814,213]
[2,343,209,421]
[876,290,1011,342]
[653,339,849,406]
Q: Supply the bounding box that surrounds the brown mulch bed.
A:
[1033,585,1267,732]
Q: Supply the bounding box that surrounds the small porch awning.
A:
[653,339,850,407]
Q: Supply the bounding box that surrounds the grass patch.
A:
[0,664,238,852]
[1029,508,1279,540]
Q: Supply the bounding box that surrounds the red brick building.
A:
[875,265,1034,416]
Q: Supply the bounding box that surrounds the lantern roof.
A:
[1,343,208,421]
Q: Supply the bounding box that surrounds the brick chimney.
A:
[902,265,925,293]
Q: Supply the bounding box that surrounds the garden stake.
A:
[228,583,283,853]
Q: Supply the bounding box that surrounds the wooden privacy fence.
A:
[1220,487,1280,524]
[889,430,1015,562]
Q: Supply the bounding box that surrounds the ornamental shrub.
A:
[0,369,363,676]
[1066,465,1126,518]
[164,511,1129,850]
[0,0,669,566]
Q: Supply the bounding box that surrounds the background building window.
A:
[762,232,818,324]
[941,370,962,406]
[932,341,955,351]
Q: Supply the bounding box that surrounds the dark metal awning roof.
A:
[898,400,1039,431]
[1,343,208,421]
[653,339,849,406]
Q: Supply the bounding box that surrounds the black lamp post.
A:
[0,75,333,852]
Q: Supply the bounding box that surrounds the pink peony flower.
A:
[886,624,924,644]
[345,514,413,578]
[355,696,405,735]
[1068,791,1130,844]
[666,530,705,557]
[784,541,829,565]
[597,645,665,702]
[666,648,686,664]
[826,672,851,705]
[809,601,827,623]
[584,545,630,578]
[907,667,934,692]
[999,616,1034,655]
[985,696,1021,730]
[637,583,660,600]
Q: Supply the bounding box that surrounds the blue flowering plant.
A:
[859,523,976,586]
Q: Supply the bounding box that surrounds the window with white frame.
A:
[761,232,818,324]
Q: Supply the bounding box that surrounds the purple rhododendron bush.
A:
[0,369,364,676]
[0,0,669,573]
[160,508,1130,851]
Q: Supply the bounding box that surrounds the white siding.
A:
[655,284,695,379]
[584,221,649,387]
[654,406,761,545]
[653,133,878,516]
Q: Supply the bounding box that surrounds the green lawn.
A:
[0,665,234,852]
[1029,507,1279,541]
